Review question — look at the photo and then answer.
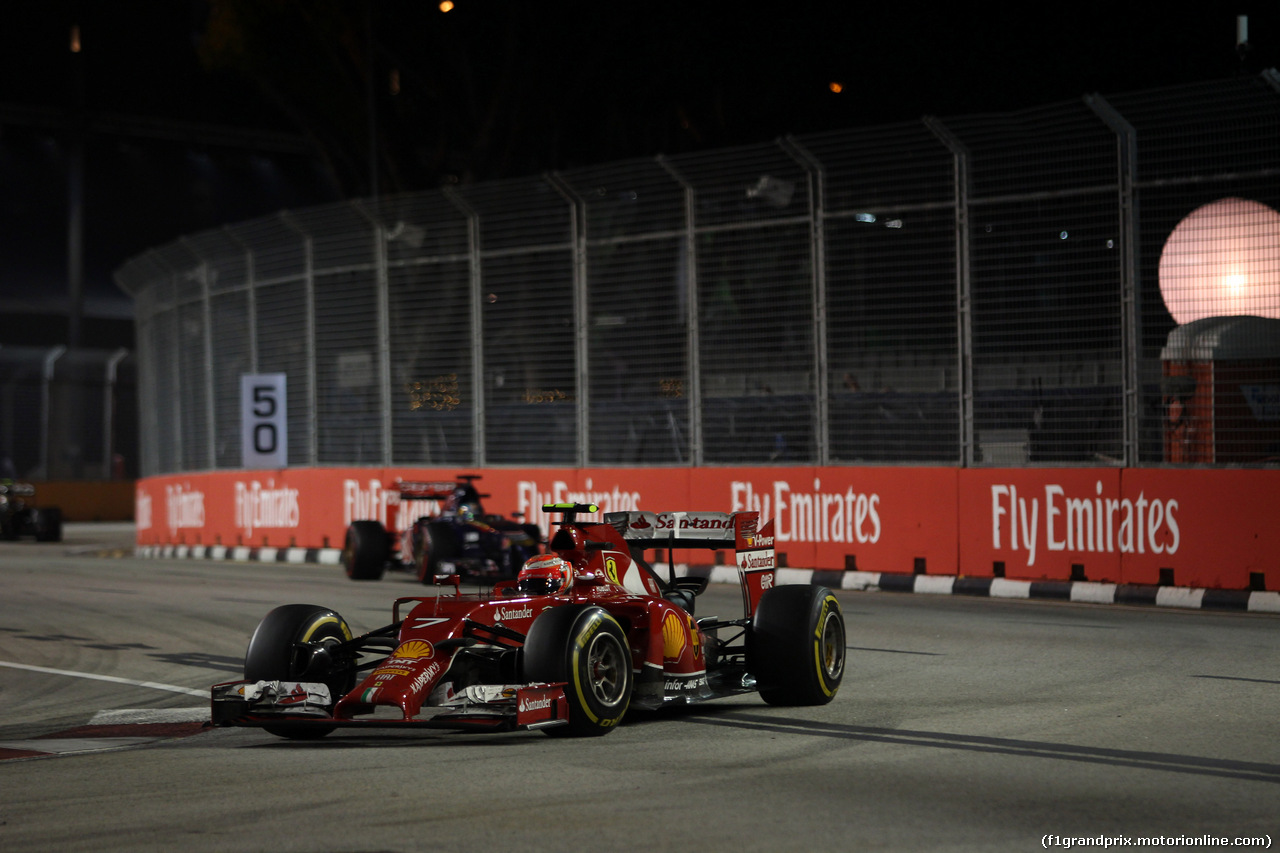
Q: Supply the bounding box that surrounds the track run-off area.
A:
[0,525,1276,852]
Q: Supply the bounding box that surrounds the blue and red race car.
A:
[341,475,542,584]
[212,503,846,738]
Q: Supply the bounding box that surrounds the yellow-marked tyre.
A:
[748,585,845,706]
[244,604,356,739]
[523,605,632,737]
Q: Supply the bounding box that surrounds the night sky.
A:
[1,2,1276,346]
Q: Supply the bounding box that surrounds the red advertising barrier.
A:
[958,469,1125,583]
[957,468,1277,589]
[135,466,1280,591]
[1119,469,1276,590]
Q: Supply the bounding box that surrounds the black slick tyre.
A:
[748,584,845,706]
[243,604,356,738]
[33,507,62,542]
[342,520,387,580]
[522,605,632,737]
[414,521,457,583]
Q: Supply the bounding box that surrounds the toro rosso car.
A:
[212,503,846,738]
[341,475,541,584]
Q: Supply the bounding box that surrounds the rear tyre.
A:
[523,605,632,737]
[243,604,356,739]
[33,507,62,542]
[748,584,845,706]
[342,521,387,580]
[415,521,458,583]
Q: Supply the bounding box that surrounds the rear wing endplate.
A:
[603,510,777,616]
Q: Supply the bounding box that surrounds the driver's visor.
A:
[517,577,562,595]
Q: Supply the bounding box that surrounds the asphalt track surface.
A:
[1,525,1276,852]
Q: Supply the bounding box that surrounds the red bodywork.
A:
[213,508,776,733]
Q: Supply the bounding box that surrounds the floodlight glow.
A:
[1157,197,1280,325]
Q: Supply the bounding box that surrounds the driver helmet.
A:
[517,554,573,595]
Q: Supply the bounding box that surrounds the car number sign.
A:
[241,374,287,468]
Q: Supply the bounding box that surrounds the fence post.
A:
[545,172,589,467]
[924,117,974,466]
[280,212,318,466]
[657,155,701,466]
[181,239,217,471]
[353,200,394,465]
[223,227,258,374]
[40,346,66,479]
[443,186,486,467]
[1086,94,1141,466]
[779,135,829,465]
[103,348,129,479]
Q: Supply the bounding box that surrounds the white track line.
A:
[0,660,207,698]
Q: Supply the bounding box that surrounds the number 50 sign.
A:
[241,374,287,468]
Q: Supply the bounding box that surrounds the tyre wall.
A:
[134,466,1279,591]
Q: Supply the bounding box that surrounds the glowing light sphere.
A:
[1158,197,1280,325]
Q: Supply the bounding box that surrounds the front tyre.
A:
[414,521,458,583]
[523,605,632,737]
[748,585,845,706]
[342,521,387,580]
[243,604,356,739]
[33,507,62,542]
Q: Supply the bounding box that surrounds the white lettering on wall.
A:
[343,479,390,527]
[991,481,1179,567]
[235,479,301,537]
[165,484,205,534]
[731,479,881,545]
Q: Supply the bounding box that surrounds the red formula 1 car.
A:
[211,503,846,739]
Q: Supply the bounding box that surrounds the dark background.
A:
[2,2,1276,349]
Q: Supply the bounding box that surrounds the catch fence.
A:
[0,345,136,480]
[115,72,1280,477]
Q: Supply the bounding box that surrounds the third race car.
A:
[0,479,62,542]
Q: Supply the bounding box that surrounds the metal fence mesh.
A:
[114,72,1280,476]
[0,346,135,481]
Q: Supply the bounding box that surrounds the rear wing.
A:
[395,481,460,500]
[603,511,776,615]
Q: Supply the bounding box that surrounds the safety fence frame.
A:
[114,72,1280,478]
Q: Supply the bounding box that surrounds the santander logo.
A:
[493,605,534,622]
[519,695,553,713]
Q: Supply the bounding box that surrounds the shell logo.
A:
[661,612,687,661]
[394,640,435,660]
[687,614,701,660]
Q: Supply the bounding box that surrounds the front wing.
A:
[211,680,570,733]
